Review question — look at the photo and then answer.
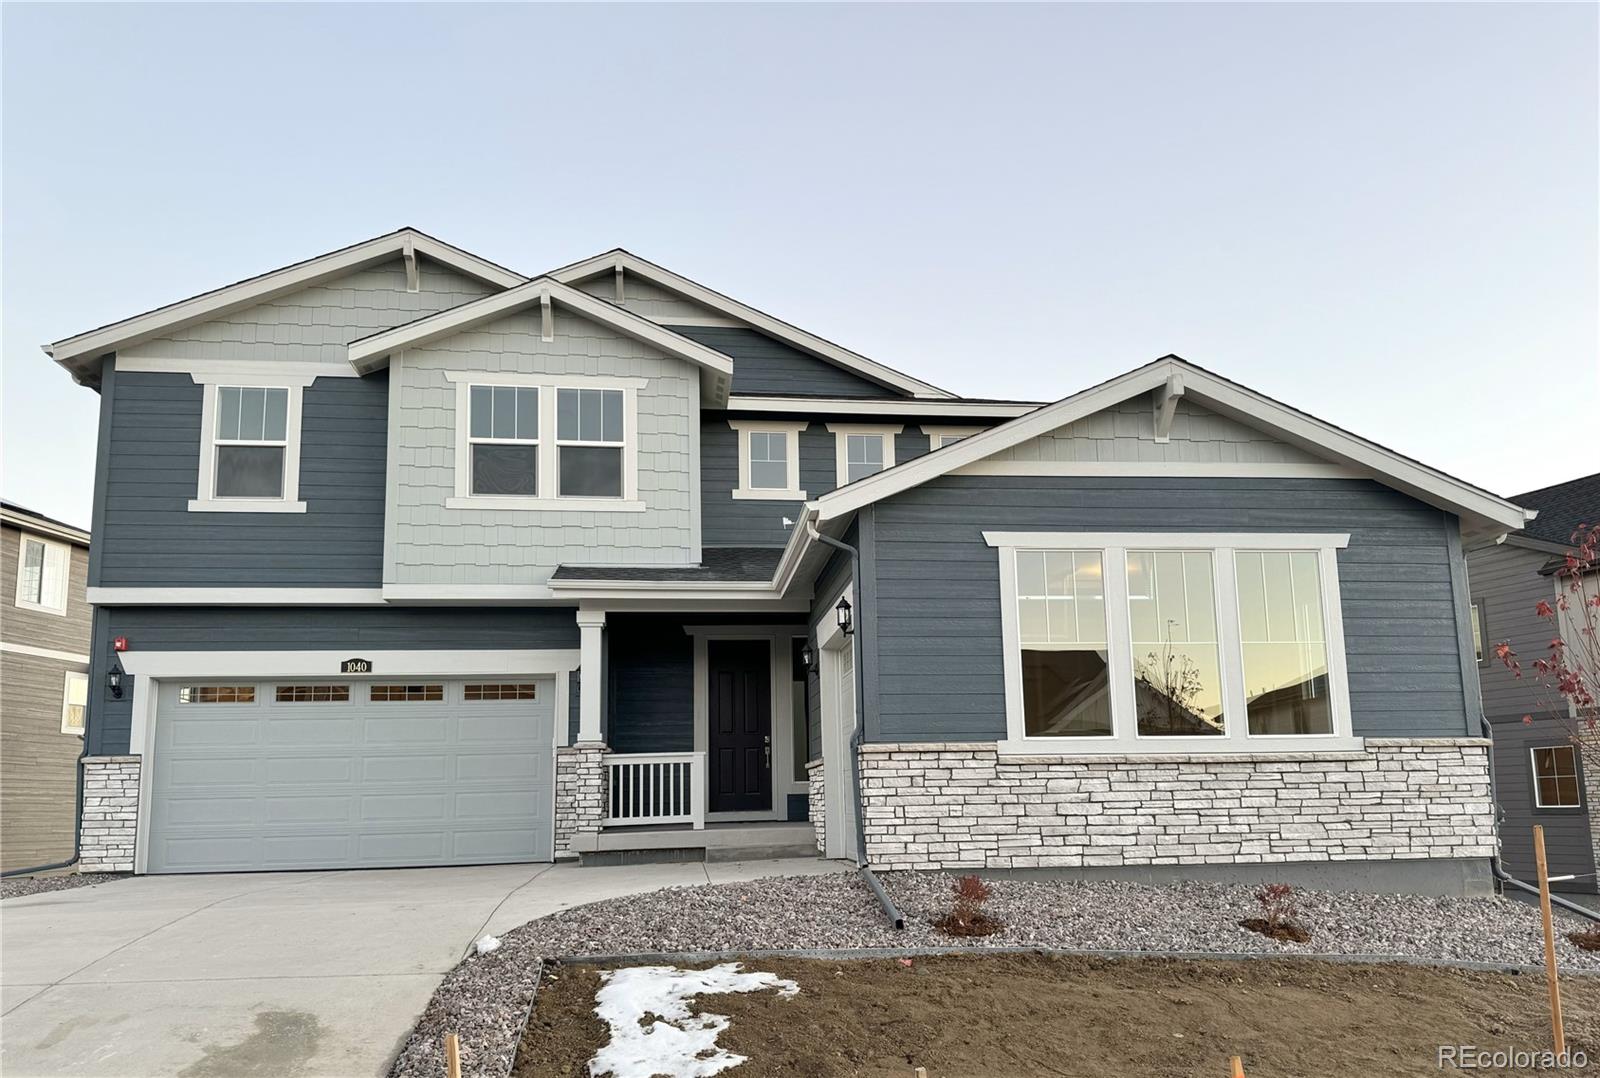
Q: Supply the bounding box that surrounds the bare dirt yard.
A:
[514,953,1600,1078]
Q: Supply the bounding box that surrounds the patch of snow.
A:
[474,934,501,955]
[588,962,799,1078]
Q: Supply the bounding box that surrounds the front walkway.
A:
[0,858,846,1077]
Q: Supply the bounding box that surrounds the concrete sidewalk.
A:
[0,857,846,1077]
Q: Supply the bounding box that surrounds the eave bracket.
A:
[1154,372,1184,443]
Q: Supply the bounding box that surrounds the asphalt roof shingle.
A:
[551,546,784,584]
[1512,473,1600,547]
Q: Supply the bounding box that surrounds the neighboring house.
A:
[1,501,92,872]
[44,228,1533,895]
[1468,473,1599,894]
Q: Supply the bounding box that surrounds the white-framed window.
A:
[827,423,901,486]
[921,425,984,450]
[189,377,309,513]
[1530,745,1582,809]
[60,671,88,734]
[445,373,644,512]
[468,385,540,497]
[729,421,807,500]
[1470,600,1486,666]
[986,531,1356,755]
[14,534,70,615]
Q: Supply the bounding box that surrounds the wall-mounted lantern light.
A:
[835,596,853,636]
[107,668,124,699]
[799,643,814,669]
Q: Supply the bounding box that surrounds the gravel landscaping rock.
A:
[389,870,1600,1078]
[0,873,128,900]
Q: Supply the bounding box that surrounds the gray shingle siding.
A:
[669,326,894,398]
[94,367,389,588]
[863,476,1478,744]
[86,606,578,756]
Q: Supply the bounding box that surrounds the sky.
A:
[3,3,1595,530]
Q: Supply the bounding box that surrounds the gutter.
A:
[806,518,906,931]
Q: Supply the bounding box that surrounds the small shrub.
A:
[1569,927,1600,953]
[1239,882,1311,943]
[934,874,1004,937]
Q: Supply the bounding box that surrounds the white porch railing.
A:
[603,752,706,829]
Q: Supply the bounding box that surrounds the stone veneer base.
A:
[555,743,607,854]
[858,738,1496,875]
[806,760,826,854]
[80,756,140,873]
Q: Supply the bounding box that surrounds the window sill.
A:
[730,488,807,501]
[444,496,647,513]
[995,736,1367,762]
[187,499,307,514]
[14,599,68,617]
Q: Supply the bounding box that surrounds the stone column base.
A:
[556,743,607,853]
[806,760,826,854]
[80,756,140,873]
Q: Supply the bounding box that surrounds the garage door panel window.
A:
[275,685,352,703]
[370,684,445,702]
[179,685,256,704]
[990,532,1355,753]
[464,683,538,701]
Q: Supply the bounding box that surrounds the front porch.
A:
[557,613,826,862]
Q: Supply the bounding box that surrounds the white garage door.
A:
[148,677,555,873]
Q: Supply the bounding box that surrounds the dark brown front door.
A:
[708,640,771,812]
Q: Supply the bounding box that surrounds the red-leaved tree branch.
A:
[1496,522,1600,769]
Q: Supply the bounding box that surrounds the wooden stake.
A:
[444,1032,461,1078]
[1229,1056,1245,1078]
[1533,825,1566,1056]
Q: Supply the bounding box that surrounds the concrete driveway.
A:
[1,858,845,1077]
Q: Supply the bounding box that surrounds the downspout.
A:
[807,518,906,930]
[1479,714,1599,923]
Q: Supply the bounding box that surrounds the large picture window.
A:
[988,531,1355,754]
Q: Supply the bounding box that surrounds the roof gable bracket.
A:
[1153,372,1184,443]
[540,290,554,342]
[615,260,626,303]
[402,236,420,293]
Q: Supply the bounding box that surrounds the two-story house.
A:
[1,501,92,872]
[47,229,1530,894]
[1468,472,1598,894]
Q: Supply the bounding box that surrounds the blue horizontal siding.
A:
[95,365,388,588]
[669,326,893,398]
[864,476,1474,743]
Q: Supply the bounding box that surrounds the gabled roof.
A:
[1507,472,1599,549]
[346,277,735,404]
[1,500,90,547]
[43,228,528,386]
[548,249,955,401]
[812,355,1533,541]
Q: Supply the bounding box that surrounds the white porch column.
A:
[576,609,606,743]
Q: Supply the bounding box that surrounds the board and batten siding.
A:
[385,309,697,587]
[671,326,895,399]
[92,365,389,588]
[118,258,494,365]
[863,476,1478,744]
[85,606,579,757]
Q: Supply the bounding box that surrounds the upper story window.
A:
[827,424,901,487]
[470,385,540,496]
[557,388,624,498]
[729,421,807,501]
[15,534,70,615]
[921,425,984,450]
[446,373,644,512]
[986,530,1356,755]
[189,376,309,514]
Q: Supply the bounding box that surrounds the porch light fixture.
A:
[835,596,853,636]
[107,668,124,699]
[800,643,814,669]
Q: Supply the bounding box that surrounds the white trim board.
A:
[954,462,1362,479]
[0,641,91,665]
[812,356,1531,538]
[346,278,734,404]
[725,397,1037,418]
[45,228,526,385]
[548,250,955,400]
